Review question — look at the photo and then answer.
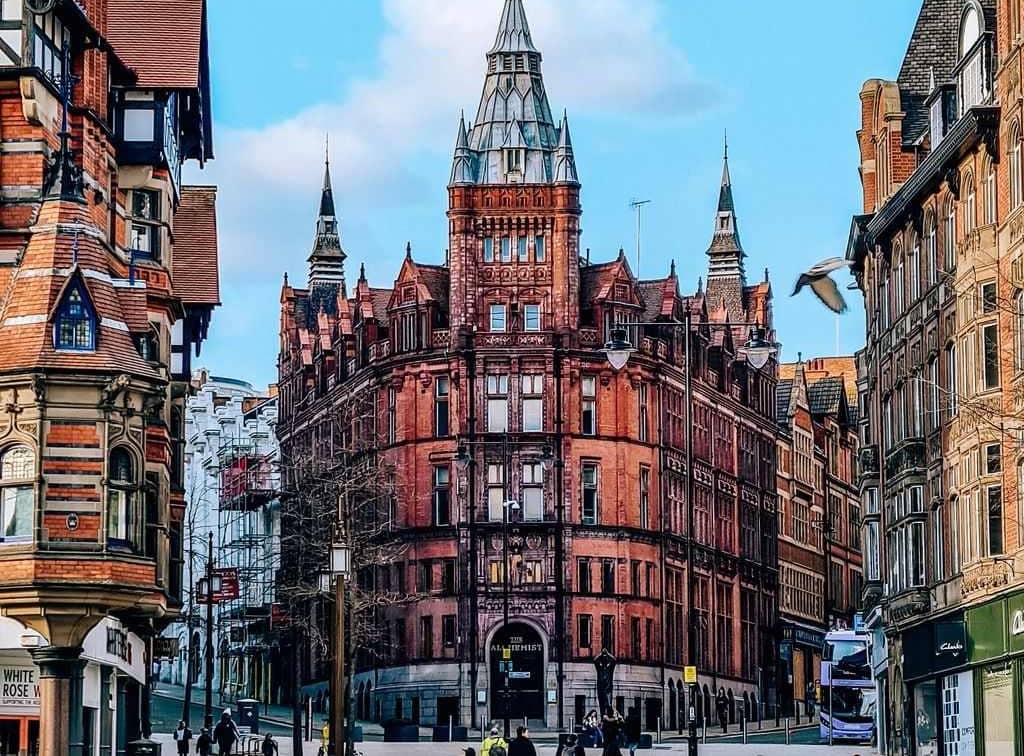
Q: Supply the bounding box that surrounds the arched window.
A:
[893,245,905,315]
[909,234,921,303]
[924,211,937,286]
[959,4,981,57]
[1010,123,1023,210]
[984,159,997,225]
[106,448,137,547]
[0,446,34,542]
[943,199,957,273]
[963,171,976,234]
[54,280,96,351]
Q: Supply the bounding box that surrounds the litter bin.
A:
[126,739,160,756]
[237,698,260,735]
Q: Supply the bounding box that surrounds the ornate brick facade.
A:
[277,0,780,731]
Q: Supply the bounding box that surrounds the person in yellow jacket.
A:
[481,726,508,756]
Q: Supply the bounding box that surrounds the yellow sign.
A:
[502,647,511,660]
[684,666,697,684]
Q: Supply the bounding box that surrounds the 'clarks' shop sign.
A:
[934,621,967,668]
[0,666,39,711]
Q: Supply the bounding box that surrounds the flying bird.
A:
[792,257,853,314]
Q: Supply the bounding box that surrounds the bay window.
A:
[107,448,138,548]
[129,190,162,260]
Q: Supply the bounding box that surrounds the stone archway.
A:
[488,621,545,721]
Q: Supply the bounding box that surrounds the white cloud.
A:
[196,0,717,278]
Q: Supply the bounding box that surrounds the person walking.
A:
[624,708,642,756]
[195,728,213,756]
[481,726,508,756]
[601,707,624,756]
[554,733,587,756]
[174,721,193,755]
[260,733,278,756]
[716,688,728,734]
[212,710,241,756]
[508,725,537,756]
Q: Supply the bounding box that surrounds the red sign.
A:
[196,568,240,604]
[270,603,287,629]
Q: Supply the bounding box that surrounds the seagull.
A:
[792,257,853,314]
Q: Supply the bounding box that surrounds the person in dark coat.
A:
[601,707,624,756]
[554,734,586,756]
[195,728,212,756]
[716,688,729,734]
[212,710,241,756]
[260,734,278,756]
[624,708,642,756]
[174,721,193,755]
[508,726,538,756]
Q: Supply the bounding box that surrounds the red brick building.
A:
[277,0,779,731]
[775,358,862,711]
[0,1,218,753]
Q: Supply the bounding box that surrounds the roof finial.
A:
[764,267,769,282]
[325,133,330,166]
[798,351,803,363]
[359,263,366,282]
[618,247,625,260]
[284,271,289,286]
[405,241,412,259]
[724,128,728,161]
[670,259,677,277]
[697,276,704,294]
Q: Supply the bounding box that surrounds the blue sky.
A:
[188,0,922,390]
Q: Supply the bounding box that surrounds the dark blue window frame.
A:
[54,280,96,351]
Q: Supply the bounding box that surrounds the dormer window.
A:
[959,5,981,57]
[503,54,513,70]
[54,280,96,351]
[30,11,70,87]
[504,148,524,174]
[956,2,989,116]
[122,91,157,142]
[129,189,161,261]
[515,55,525,71]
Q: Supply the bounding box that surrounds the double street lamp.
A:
[325,541,352,756]
[600,316,777,755]
[454,440,554,739]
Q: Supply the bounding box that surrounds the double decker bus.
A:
[820,629,876,743]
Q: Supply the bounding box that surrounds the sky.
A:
[186,0,923,390]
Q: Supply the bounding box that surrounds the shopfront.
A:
[964,593,1024,756]
[778,622,824,713]
[902,612,974,756]
[0,655,39,756]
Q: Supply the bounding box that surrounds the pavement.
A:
[151,684,874,755]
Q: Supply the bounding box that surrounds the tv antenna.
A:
[630,199,652,277]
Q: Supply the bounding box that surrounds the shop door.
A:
[27,721,37,756]
[0,721,18,756]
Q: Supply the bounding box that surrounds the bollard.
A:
[741,710,747,744]
[795,702,801,726]
[758,702,764,730]
[657,716,662,745]
[569,715,575,734]
[701,718,707,744]
[785,716,790,745]
[448,715,453,743]
[774,702,780,728]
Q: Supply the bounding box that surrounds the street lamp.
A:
[598,316,777,756]
[328,541,353,756]
[198,540,223,731]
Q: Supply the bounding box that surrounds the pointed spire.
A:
[554,111,579,185]
[670,259,677,277]
[706,133,746,313]
[450,112,476,185]
[308,140,347,294]
[697,276,704,294]
[405,241,413,259]
[718,132,734,213]
[359,263,366,282]
[320,135,336,217]
[489,0,539,54]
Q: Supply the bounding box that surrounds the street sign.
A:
[153,637,179,660]
[684,666,697,684]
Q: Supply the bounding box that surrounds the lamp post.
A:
[454,440,553,739]
[198,531,224,730]
[600,316,777,756]
[327,541,352,756]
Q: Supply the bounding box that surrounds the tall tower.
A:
[705,139,746,316]
[308,146,346,312]
[448,0,581,333]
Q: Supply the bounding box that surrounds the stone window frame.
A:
[0,444,35,543]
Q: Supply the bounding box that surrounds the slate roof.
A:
[807,377,846,416]
[776,379,794,426]
[417,264,450,313]
[107,0,206,89]
[897,0,996,146]
[579,261,620,304]
[172,186,220,306]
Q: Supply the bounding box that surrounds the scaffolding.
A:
[216,438,282,705]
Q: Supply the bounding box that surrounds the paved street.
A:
[153,735,876,756]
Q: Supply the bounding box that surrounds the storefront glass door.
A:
[0,721,18,756]
[980,665,1013,756]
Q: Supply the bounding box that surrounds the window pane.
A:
[535,235,545,261]
[490,305,506,332]
[523,398,543,431]
[524,305,540,331]
[518,236,527,259]
[501,237,511,261]
[483,237,494,262]
[124,108,155,141]
[488,487,504,522]
[487,399,508,433]
[983,324,999,389]
[523,487,543,521]
[1,486,32,539]
[1,446,34,479]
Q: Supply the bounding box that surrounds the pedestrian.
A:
[195,728,212,756]
[583,709,602,747]
[508,725,537,756]
[805,680,816,717]
[555,734,586,756]
[716,688,728,734]
[212,710,241,756]
[601,707,623,756]
[481,725,508,756]
[174,720,193,755]
[321,719,330,754]
[260,733,278,756]
[624,708,642,756]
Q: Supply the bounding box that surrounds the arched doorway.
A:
[489,622,545,721]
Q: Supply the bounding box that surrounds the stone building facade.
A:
[277,0,780,732]
[848,0,1024,753]
[775,358,862,712]
[0,1,218,753]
